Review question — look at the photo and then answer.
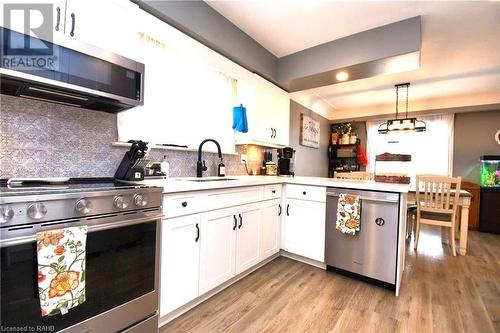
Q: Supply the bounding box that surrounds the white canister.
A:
[341,134,350,145]
[349,135,357,144]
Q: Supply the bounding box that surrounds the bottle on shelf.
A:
[160,155,170,178]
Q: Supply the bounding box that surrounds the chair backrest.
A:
[335,172,374,181]
[415,174,462,218]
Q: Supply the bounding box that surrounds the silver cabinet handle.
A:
[70,13,76,37]
[55,7,61,31]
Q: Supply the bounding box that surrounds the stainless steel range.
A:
[0,178,163,333]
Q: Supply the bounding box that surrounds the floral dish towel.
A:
[336,194,361,236]
[37,226,87,317]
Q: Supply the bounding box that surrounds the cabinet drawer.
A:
[163,194,204,218]
[206,186,263,210]
[263,184,282,200]
[286,184,326,202]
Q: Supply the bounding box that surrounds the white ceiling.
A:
[206,1,500,119]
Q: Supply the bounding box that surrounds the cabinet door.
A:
[235,203,261,274]
[236,74,290,147]
[64,0,138,58]
[160,215,201,317]
[199,207,237,294]
[284,199,326,262]
[260,200,281,260]
[1,0,67,44]
[271,89,290,146]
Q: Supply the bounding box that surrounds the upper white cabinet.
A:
[117,9,238,153]
[2,0,140,60]
[62,0,139,59]
[236,74,290,147]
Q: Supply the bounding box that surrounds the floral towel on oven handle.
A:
[336,194,361,236]
[37,226,87,317]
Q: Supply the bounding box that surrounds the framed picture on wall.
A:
[300,114,320,148]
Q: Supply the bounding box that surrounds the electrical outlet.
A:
[240,154,247,164]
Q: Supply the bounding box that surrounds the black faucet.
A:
[197,139,223,177]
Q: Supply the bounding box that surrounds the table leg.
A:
[459,203,470,255]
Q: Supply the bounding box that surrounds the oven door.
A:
[0,211,161,333]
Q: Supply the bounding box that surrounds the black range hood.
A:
[1,27,144,113]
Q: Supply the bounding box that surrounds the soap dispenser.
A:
[218,158,226,177]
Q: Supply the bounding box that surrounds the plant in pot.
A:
[340,123,352,145]
[331,124,340,145]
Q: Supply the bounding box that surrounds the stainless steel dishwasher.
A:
[325,187,400,289]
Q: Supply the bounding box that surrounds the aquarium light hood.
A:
[480,155,500,162]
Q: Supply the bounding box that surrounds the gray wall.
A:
[289,101,330,177]
[138,0,278,82]
[453,110,500,183]
[0,95,247,178]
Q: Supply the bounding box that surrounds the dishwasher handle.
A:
[326,192,399,204]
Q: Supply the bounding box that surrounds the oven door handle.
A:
[0,214,163,248]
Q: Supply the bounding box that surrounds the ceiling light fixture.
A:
[378,83,426,134]
[335,71,349,81]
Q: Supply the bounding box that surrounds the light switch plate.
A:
[240,154,247,164]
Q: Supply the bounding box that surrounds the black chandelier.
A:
[378,83,426,134]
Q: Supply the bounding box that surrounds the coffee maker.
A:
[277,147,295,176]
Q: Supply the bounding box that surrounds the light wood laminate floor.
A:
[161,226,500,333]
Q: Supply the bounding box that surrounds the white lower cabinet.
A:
[199,202,264,294]
[160,193,277,318]
[160,215,201,317]
[283,199,326,262]
[199,207,237,294]
[235,203,262,274]
[260,199,282,260]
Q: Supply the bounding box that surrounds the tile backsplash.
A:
[0,94,264,179]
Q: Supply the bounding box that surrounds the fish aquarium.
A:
[480,155,500,187]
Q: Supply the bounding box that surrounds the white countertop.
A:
[136,175,410,194]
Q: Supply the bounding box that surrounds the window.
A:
[366,114,454,185]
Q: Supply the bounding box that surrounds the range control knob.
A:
[75,198,92,214]
[114,195,129,209]
[133,194,149,207]
[27,202,47,220]
[0,206,14,223]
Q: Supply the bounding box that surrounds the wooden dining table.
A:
[407,189,472,255]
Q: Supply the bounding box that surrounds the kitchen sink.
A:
[184,178,238,182]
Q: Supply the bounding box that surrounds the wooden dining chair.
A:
[334,172,374,181]
[414,175,462,256]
